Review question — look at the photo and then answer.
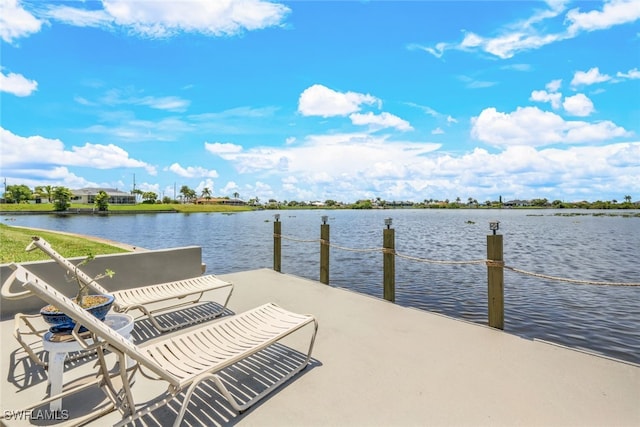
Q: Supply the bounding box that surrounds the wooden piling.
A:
[320,222,330,285]
[383,227,395,302]
[486,234,504,329]
[273,218,281,272]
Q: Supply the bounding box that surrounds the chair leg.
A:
[13,313,49,368]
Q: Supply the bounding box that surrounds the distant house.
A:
[71,188,136,205]
[195,197,246,206]
[503,199,531,207]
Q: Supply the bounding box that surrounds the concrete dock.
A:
[1,268,639,426]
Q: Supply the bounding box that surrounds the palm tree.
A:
[233,191,240,200]
[624,195,632,203]
[131,188,143,204]
[180,185,195,203]
[36,185,54,203]
[201,187,212,201]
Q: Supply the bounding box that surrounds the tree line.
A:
[2,184,110,211]
[1,183,636,211]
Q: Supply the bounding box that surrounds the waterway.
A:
[3,209,639,364]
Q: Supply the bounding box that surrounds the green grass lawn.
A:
[0,223,129,264]
[0,203,253,213]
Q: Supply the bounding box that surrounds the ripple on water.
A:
[8,209,640,364]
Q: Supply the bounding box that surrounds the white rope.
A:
[328,242,383,253]
[274,233,640,287]
[504,266,640,287]
[396,251,486,266]
[277,234,318,244]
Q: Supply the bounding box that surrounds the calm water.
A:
[4,209,640,364]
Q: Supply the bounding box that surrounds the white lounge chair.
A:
[3,264,318,426]
[26,236,234,333]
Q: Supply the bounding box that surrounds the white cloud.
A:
[3,166,100,190]
[83,117,193,142]
[563,93,595,116]
[566,0,640,34]
[137,182,160,194]
[431,127,445,135]
[349,112,413,131]
[43,4,112,28]
[98,89,191,112]
[210,132,441,181]
[0,127,156,174]
[483,31,563,59]
[616,67,640,79]
[530,90,562,109]
[243,181,275,201]
[118,0,288,37]
[0,0,43,43]
[205,142,244,155]
[563,120,630,142]
[220,181,240,197]
[0,69,37,96]
[458,75,497,89]
[225,138,640,203]
[137,96,190,112]
[298,84,380,117]
[166,163,219,178]
[571,67,611,86]
[38,0,289,38]
[546,79,562,92]
[418,0,640,59]
[195,178,215,196]
[446,116,458,124]
[471,106,630,147]
[501,63,533,72]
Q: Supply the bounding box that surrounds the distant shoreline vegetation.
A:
[1,199,639,215]
[0,184,637,212]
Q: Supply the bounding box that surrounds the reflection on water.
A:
[5,209,640,364]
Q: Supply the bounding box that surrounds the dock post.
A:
[320,216,330,284]
[383,218,395,302]
[273,214,281,272]
[487,221,504,329]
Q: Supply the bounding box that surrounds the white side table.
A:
[42,313,134,412]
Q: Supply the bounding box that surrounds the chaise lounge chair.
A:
[26,236,234,333]
[2,264,318,426]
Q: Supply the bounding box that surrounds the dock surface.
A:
[2,268,639,426]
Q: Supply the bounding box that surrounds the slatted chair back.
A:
[28,237,111,295]
[12,264,179,386]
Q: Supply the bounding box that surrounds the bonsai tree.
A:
[41,252,115,313]
[66,253,115,307]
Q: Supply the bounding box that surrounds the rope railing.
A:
[503,266,640,287]
[274,232,640,287]
[396,251,487,266]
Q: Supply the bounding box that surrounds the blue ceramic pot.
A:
[40,294,115,333]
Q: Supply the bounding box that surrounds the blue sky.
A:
[1,0,639,203]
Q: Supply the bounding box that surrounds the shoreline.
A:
[9,225,146,252]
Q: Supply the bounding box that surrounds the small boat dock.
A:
[1,257,638,426]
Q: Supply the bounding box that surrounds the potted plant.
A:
[40,253,116,332]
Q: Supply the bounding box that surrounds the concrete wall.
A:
[0,246,204,320]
